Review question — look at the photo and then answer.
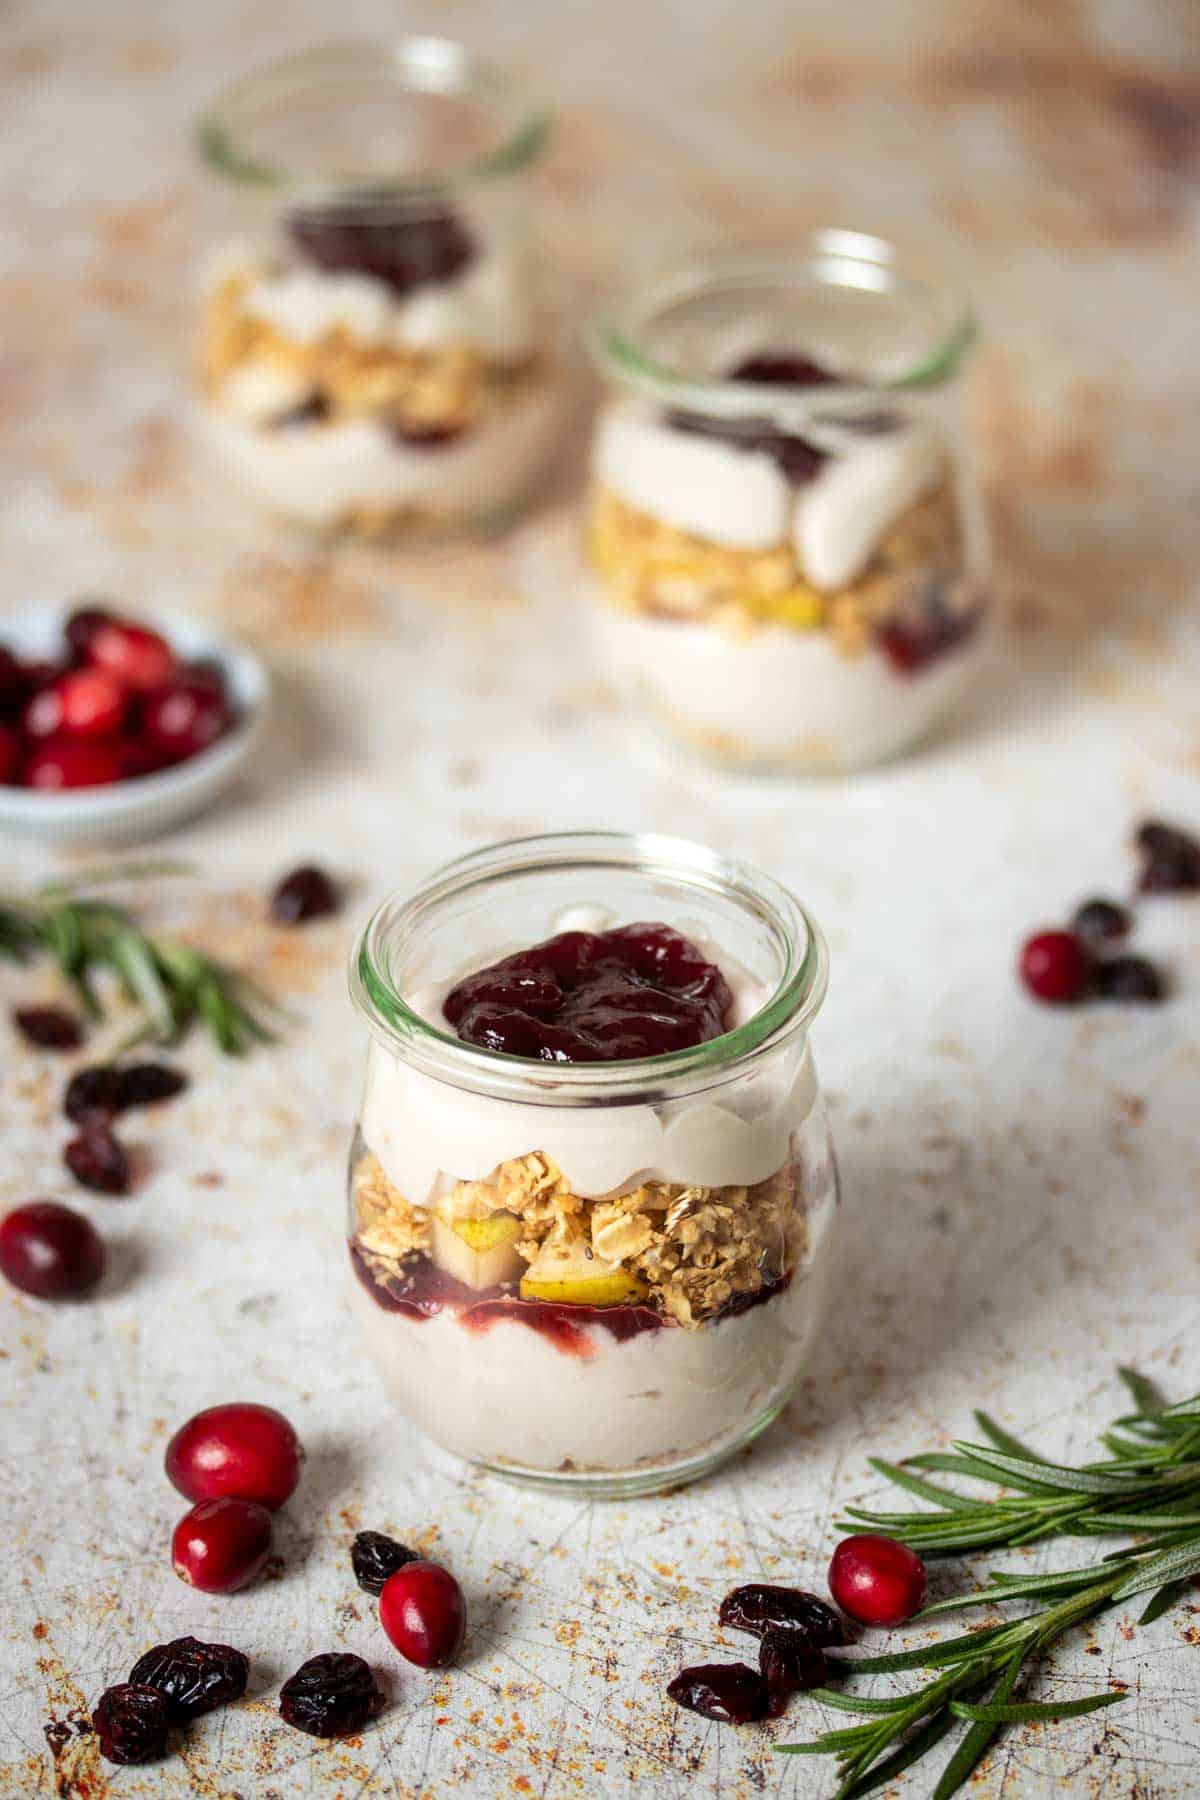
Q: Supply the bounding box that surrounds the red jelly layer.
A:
[442,922,732,1063]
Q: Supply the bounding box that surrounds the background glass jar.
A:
[347,831,839,1499]
[585,234,988,773]
[194,39,569,537]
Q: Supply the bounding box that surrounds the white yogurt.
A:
[202,373,567,529]
[350,1246,830,1474]
[593,406,790,550]
[796,424,944,591]
[591,586,985,772]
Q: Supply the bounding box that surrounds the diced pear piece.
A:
[519,1236,648,1308]
[431,1210,524,1291]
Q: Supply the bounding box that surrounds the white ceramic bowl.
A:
[0,606,269,845]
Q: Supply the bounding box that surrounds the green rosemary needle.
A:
[776,1369,1200,1798]
[0,865,280,1054]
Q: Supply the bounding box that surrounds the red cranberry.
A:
[0,646,24,712]
[877,600,980,676]
[378,1560,466,1668]
[828,1535,927,1628]
[172,1497,273,1594]
[64,1124,131,1195]
[270,864,340,925]
[13,1005,83,1050]
[1019,929,1091,1005]
[0,1201,106,1299]
[0,722,19,782]
[65,604,116,664]
[666,1663,769,1724]
[165,1402,303,1510]
[88,621,176,692]
[27,668,128,740]
[117,734,173,781]
[24,738,123,790]
[143,680,230,761]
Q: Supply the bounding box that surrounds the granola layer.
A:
[587,482,964,656]
[352,1149,807,1329]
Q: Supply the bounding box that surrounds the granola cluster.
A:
[587,483,963,656]
[353,1149,806,1329]
[201,269,540,438]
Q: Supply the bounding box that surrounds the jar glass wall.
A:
[347,832,839,1498]
[585,234,988,773]
[194,39,568,537]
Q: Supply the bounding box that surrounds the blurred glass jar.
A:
[584,234,989,773]
[346,831,839,1498]
[194,39,569,537]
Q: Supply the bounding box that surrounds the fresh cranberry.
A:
[0,1201,106,1299]
[279,1653,385,1737]
[91,1682,169,1764]
[13,1005,83,1050]
[88,621,176,692]
[718,1584,845,1645]
[0,722,19,782]
[666,1663,769,1724]
[24,738,123,790]
[165,1402,303,1510]
[1072,897,1132,944]
[142,680,230,761]
[172,1497,273,1594]
[270,864,340,925]
[0,646,24,712]
[828,1535,927,1628]
[64,1123,131,1195]
[27,668,128,740]
[288,203,475,298]
[116,734,173,782]
[1135,819,1200,892]
[1019,929,1091,1005]
[65,604,116,664]
[1094,955,1167,1003]
[443,923,733,1063]
[378,1560,466,1668]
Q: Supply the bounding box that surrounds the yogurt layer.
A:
[202,375,567,528]
[350,1247,830,1473]
[591,587,985,771]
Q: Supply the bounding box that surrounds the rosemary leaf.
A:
[931,1657,1022,1800]
[949,1692,1125,1724]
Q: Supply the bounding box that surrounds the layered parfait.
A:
[586,239,987,771]
[347,837,837,1495]
[195,42,566,534]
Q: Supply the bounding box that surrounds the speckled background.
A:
[2,1,1200,1794]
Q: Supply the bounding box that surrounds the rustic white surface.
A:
[3,1,1200,1795]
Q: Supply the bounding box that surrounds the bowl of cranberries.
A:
[0,602,267,842]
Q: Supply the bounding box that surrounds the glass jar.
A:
[346,831,838,1498]
[194,39,569,537]
[585,233,988,773]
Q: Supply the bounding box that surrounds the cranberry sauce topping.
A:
[877,594,982,677]
[287,203,475,299]
[442,923,733,1063]
[666,349,838,487]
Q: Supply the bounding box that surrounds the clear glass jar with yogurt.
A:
[585,234,988,772]
[347,832,838,1498]
[194,39,569,536]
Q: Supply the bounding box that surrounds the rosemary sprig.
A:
[776,1369,1200,1797]
[0,865,279,1054]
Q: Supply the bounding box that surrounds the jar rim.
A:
[195,37,551,197]
[587,232,977,424]
[349,831,828,1104]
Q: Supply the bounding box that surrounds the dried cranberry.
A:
[718,1584,845,1646]
[1018,930,1091,1005]
[129,1636,249,1721]
[288,202,474,298]
[91,1682,169,1765]
[444,922,733,1063]
[25,738,123,789]
[829,1535,927,1628]
[63,1065,126,1123]
[278,1652,384,1738]
[351,1529,419,1596]
[270,864,339,925]
[1094,955,1167,1003]
[143,680,230,762]
[666,1663,769,1724]
[165,1401,303,1509]
[172,1497,273,1594]
[64,604,116,664]
[64,1124,131,1195]
[117,1062,189,1109]
[1135,819,1200,893]
[1072,897,1132,944]
[877,600,980,675]
[379,1560,467,1668]
[13,1005,83,1051]
[0,1201,106,1299]
[759,1629,828,1717]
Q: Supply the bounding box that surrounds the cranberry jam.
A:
[442,923,733,1062]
